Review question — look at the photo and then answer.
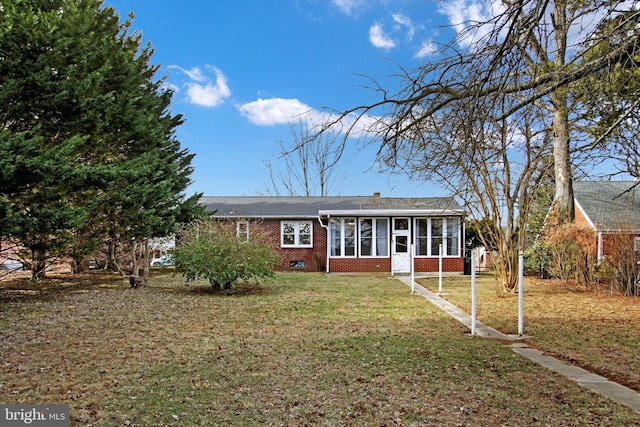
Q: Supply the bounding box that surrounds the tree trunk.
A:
[31,247,47,280]
[71,257,90,274]
[552,93,575,225]
[108,239,118,270]
[551,1,575,225]
[141,239,150,283]
[131,241,139,277]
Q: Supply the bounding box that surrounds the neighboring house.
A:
[149,236,176,259]
[200,192,466,275]
[552,181,640,261]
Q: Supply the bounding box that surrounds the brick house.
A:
[199,192,466,274]
[568,181,640,261]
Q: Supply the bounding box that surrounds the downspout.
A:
[597,231,604,263]
[318,215,330,273]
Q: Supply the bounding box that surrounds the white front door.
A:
[392,218,411,273]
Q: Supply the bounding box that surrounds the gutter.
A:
[318,208,465,217]
[317,215,330,273]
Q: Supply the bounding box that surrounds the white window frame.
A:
[445,218,461,257]
[236,221,249,241]
[329,217,357,257]
[280,220,313,248]
[359,218,389,257]
[414,217,461,257]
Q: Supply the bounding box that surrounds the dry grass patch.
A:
[418,274,640,392]
[0,271,638,426]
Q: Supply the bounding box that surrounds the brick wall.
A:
[574,203,592,229]
[255,218,464,274]
[258,218,327,272]
[602,233,640,257]
[329,257,392,273]
[414,257,464,272]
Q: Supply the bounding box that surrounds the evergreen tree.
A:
[0,0,201,279]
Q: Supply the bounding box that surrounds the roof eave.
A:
[318,209,465,217]
[212,214,318,219]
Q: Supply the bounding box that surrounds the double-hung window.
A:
[330,218,356,256]
[359,218,389,257]
[236,221,249,241]
[281,221,313,248]
[415,217,461,256]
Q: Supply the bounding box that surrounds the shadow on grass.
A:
[0,272,126,303]
[162,281,273,298]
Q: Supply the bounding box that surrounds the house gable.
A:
[543,181,640,260]
[573,181,640,233]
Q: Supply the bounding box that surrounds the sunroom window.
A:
[359,218,389,257]
[330,218,356,256]
[415,217,461,256]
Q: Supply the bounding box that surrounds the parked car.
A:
[1,259,24,271]
[150,255,174,267]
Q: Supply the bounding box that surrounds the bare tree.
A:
[577,9,640,182]
[384,91,553,292]
[265,118,347,197]
[324,1,639,225]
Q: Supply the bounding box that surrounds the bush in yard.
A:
[542,223,597,287]
[599,233,640,296]
[173,218,282,289]
[524,242,552,278]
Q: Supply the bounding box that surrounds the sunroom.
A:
[319,209,464,274]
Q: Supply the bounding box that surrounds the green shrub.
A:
[543,223,597,287]
[174,218,282,289]
[524,242,551,278]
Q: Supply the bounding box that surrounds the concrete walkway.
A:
[395,276,640,414]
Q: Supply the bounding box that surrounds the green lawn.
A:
[1,271,638,426]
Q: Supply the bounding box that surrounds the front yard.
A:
[1,271,638,426]
[418,274,640,393]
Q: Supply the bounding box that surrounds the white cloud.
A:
[369,23,396,50]
[437,0,507,48]
[392,13,416,40]
[369,13,426,52]
[415,40,437,59]
[237,97,383,141]
[168,65,207,82]
[186,68,231,107]
[438,0,609,52]
[169,65,232,107]
[238,98,312,125]
[332,0,364,15]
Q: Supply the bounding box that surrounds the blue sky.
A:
[102,0,474,198]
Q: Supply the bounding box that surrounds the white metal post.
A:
[518,251,524,336]
[391,238,395,277]
[438,243,443,294]
[471,255,476,336]
[410,243,415,293]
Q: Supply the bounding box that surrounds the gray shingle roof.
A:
[199,194,463,218]
[574,181,640,232]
